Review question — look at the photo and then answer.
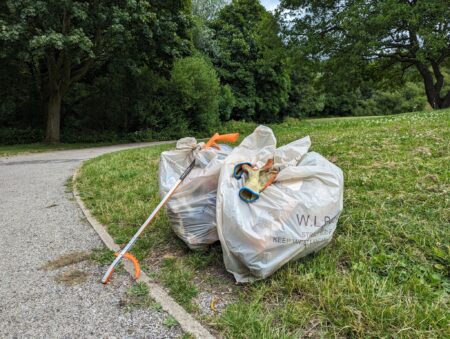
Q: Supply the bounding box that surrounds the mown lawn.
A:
[76,110,449,338]
[0,142,118,157]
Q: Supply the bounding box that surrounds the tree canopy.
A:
[0,0,163,142]
[280,0,450,109]
[0,0,445,144]
[209,0,290,122]
[192,0,229,20]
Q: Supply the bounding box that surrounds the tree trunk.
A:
[424,87,450,109]
[45,91,62,143]
[416,63,450,109]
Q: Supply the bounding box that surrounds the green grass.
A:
[76,110,450,338]
[160,257,199,312]
[163,315,179,328]
[0,141,121,157]
[121,282,156,311]
[89,248,116,265]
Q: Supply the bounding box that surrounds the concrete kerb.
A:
[72,161,215,339]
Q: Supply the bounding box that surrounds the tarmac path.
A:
[0,142,182,338]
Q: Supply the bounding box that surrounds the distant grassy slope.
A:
[76,109,450,338]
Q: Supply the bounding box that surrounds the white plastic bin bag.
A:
[216,126,344,282]
[159,137,232,250]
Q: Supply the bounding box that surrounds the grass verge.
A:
[76,110,450,338]
[0,141,122,157]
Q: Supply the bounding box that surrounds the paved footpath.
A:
[0,143,182,338]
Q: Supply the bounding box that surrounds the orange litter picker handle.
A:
[205,132,240,149]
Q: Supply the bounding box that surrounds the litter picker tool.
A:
[101,132,240,284]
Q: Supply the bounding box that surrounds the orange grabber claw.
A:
[205,132,240,150]
[102,252,141,284]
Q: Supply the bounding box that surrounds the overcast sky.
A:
[260,0,280,11]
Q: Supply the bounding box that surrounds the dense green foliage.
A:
[208,0,290,122]
[1,0,444,144]
[0,0,193,142]
[280,0,450,110]
[170,55,221,132]
[0,0,159,142]
[192,0,228,20]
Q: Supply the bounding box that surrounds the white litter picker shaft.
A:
[101,132,239,285]
[101,159,196,284]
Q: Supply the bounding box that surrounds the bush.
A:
[60,129,123,143]
[363,83,427,116]
[170,55,220,133]
[399,82,427,112]
[218,84,235,121]
[0,128,44,145]
[320,81,427,117]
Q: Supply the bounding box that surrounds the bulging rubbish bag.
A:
[216,126,344,282]
[159,137,232,250]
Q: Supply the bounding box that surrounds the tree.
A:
[170,55,221,132]
[254,13,291,121]
[148,0,193,76]
[209,0,290,121]
[0,1,155,142]
[192,0,229,21]
[283,47,324,118]
[218,84,236,121]
[60,0,193,141]
[280,0,450,109]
